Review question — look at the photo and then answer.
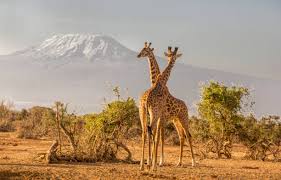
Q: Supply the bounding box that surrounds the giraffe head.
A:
[164,46,182,62]
[137,42,154,58]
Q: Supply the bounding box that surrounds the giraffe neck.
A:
[147,53,160,86]
[158,58,176,86]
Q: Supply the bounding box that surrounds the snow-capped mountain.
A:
[0,33,280,117]
[14,34,135,61]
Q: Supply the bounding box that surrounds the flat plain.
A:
[0,132,281,179]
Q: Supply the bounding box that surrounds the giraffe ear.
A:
[164,52,169,57]
[176,53,182,58]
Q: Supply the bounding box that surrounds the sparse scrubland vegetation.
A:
[1,82,280,163]
[49,95,139,163]
[0,101,17,132]
[1,87,140,163]
[0,82,280,178]
[192,81,281,161]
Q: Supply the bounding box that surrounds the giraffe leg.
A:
[177,131,184,167]
[140,129,147,171]
[159,127,164,166]
[151,117,161,171]
[147,109,156,170]
[179,116,196,167]
[188,131,196,167]
[147,125,152,169]
[139,103,147,171]
[173,120,185,167]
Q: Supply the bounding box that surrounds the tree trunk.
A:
[59,122,77,153]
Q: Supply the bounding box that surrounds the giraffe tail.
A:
[147,125,152,137]
[187,131,192,138]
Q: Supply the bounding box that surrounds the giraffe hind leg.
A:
[151,117,161,171]
[179,115,196,167]
[173,119,185,167]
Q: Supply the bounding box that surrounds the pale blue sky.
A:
[0,0,280,79]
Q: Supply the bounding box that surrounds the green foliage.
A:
[85,97,138,133]
[189,116,210,142]
[80,97,138,161]
[238,115,281,160]
[50,94,139,162]
[197,81,250,158]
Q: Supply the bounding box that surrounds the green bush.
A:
[197,81,250,158]
[81,97,139,161]
[238,115,281,160]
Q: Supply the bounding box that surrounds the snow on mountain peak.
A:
[18,34,134,60]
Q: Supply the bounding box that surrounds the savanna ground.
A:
[1,132,281,179]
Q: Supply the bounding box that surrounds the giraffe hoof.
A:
[191,159,196,167]
[176,162,182,167]
[159,162,164,167]
[150,166,157,172]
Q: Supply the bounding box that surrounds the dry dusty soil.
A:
[0,132,281,179]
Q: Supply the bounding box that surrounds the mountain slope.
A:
[14,34,136,61]
[0,34,280,117]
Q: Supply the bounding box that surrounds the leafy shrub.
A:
[238,115,281,161]
[197,81,250,158]
[81,97,139,161]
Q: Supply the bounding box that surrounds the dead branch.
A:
[46,140,59,164]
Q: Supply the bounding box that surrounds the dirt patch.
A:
[0,132,281,179]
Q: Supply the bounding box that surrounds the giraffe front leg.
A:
[151,118,161,171]
[159,127,164,167]
[147,126,152,169]
[140,130,146,171]
[139,102,147,171]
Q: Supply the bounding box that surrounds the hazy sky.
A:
[1,0,281,80]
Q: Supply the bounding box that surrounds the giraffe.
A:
[137,44,196,170]
[142,47,195,171]
[137,42,166,170]
[137,42,183,169]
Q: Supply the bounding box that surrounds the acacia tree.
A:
[198,81,250,158]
